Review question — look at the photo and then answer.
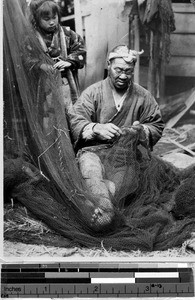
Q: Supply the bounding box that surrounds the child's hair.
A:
[29,0,61,28]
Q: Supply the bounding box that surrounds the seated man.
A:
[68,45,164,231]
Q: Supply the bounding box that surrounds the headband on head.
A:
[108,48,144,63]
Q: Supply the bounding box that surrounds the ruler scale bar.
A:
[1,263,194,298]
[1,283,194,297]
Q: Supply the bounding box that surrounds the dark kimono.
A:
[22,25,86,134]
[24,25,86,104]
[69,77,164,150]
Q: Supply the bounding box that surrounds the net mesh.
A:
[4,0,195,252]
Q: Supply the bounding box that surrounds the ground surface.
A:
[3,124,195,259]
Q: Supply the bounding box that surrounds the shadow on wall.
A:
[78,0,132,91]
[165,76,195,96]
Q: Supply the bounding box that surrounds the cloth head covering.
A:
[108,45,144,64]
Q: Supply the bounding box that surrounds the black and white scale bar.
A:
[2,270,193,283]
[1,264,193,274]
[1,282,194,298]
[1,263,194,297]
[1,263,192,272]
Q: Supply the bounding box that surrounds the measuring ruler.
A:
[1,262,194,298]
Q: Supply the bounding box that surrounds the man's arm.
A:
[84,123,122,141]
[67,86,122,147]
[138,92,164,149]
[67,87,97,146]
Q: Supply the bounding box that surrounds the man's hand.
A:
[131,121,147,142]
[121,121,148,147]
[53,60,71,71]
[93,123,122,141]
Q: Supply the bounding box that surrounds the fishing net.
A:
[4,0,195,252]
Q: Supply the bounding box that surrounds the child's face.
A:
[39,13,59,33]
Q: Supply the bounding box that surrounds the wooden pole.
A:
[133,15,140,84]
[148,30,159,99]
[159,32,166,104]
[129,13,134,49]
[147,31,154,94]
[74,0,83,38]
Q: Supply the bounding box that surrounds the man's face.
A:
[108,58,134,90]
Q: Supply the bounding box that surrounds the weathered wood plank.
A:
[170,34,195,57]
[174,13,195,33]
[61,15,75,22]
[165,89,193,104]
[81,0,130,89]
[172,3,195,13]
[165,138,195,157]
[74,0,83,37]
[165,57,195,77]
[166,88,195,128]
[162,142,195,156]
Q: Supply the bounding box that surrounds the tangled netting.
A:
[4,0,195,252]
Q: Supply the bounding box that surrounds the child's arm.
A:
[62,26,86,69]
[21,36,54,74]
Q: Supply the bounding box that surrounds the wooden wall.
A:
[75,0,132,90]
[165,3,195,78]
[75,1,195,95]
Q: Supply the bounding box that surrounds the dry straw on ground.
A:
[4,205,195,258]
[4,125,195,258]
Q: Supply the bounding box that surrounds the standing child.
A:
[24,0,86,133]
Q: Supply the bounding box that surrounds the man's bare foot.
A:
[90,206,114,231]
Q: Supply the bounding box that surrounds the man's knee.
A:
[78,151,105,179]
